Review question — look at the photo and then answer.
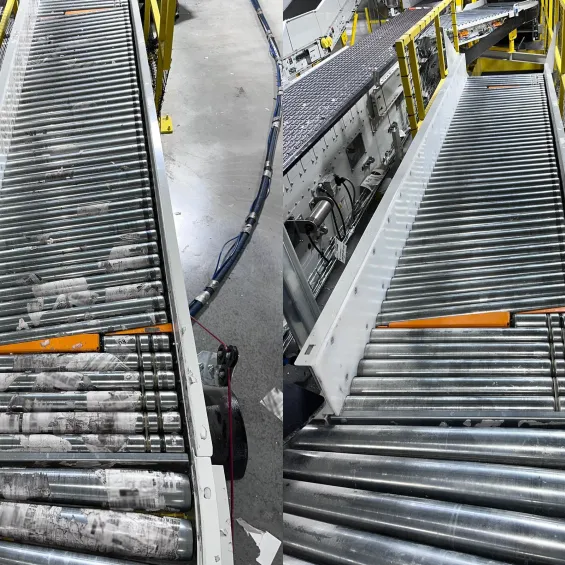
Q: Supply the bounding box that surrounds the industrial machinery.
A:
[0,0,247,563]
[282,0,539,351]
[283,8,433,349]
[283,6,565,563]
[283,0,361,83]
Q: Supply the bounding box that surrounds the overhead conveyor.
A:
[0,0,235,563]
[286,22,565,565]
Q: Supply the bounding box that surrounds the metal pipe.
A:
[0,468,191,510]
[284,479,565,564]
[0,311,169,346]
[342,396,555,411]
[0,370,176,391]
[0,542,142,565]
[0,352,173,371]
[0,391,178,412]
[0,502,193,560]
[289,425,565,468]
[284,449,565,517]
[284,513,507,565]
[0,411,181,433]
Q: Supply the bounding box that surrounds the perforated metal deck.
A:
[282,7,432,172]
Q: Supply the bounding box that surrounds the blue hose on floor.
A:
[189,0,282,317]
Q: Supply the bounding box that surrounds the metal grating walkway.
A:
[378,74,565,324]
[282,7,432,172]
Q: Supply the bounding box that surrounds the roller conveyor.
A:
[0,0,228,563]
[289,39,565,565]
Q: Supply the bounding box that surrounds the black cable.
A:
[343,177,357,202]
[341,182,355,222]
[306,232,330,263]
[334,175,358,223]
[318,188,347,240]
[189,0,282,317]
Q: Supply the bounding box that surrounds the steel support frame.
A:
[464,5,539,64]
[295,52,469,415]
[283,228,321,349]
[395,0,458,138]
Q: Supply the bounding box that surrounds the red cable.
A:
[191,316,235,547]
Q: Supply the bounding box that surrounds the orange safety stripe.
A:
[108,323,173,335]
[0,334,100,354]
[64,8,110,15]
[382,312,510,329]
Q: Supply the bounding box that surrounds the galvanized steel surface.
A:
[0,0,168,346]
[378,74,565,323]
[284,423,565,564]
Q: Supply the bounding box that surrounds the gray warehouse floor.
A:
[161,0,282,563]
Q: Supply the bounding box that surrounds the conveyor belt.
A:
[284,422,565,565]
[379,74,565,323]
[0,0,215,562]
[0,0,166,346]
[289,49,565,563]
[282,7,432,172]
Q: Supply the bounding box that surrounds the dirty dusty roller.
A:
[0,0,247,563]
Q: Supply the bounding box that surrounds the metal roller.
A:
[341,396,555,411]
[284,480,565,565]
[0,542,142,565]
[289,425,565,468]
[0,433,185,452]
[0,502,193,560]
[0,391,178,412]
[0,352,173,372]
[0,412,181,434]
[356,358,553,377]
[350,376,554,396]
[284,513,509,565]
[103,334,170,352]
[0,312,169,347]
[0,370,176,391]
[368,327,551,342]
[283,449,565,517]
[0,469,191,510]
[362,342,550,358]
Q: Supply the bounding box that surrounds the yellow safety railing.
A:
[540,0,565,114]
[144,0,176,133]
[395,0,459,137]
[0,0,18,46]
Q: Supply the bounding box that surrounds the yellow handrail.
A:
[0,0,18,46]
[144,0,176,133]
[395,0,458,137]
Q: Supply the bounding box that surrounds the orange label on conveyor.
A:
[64,8,110,15]
[0,334,100,354]
[0,325,174,354]
[380,312,510,329]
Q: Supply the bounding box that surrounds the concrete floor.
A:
[161,0,282,564]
